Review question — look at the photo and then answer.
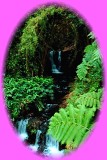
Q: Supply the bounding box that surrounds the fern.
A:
[48,104,95,149]
[48,33,103,151]
[75,89,103,110]
[76,38,103,88]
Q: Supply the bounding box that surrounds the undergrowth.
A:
[48,33,103,150]
[4,76,54,121]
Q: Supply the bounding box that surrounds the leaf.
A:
[48,103,95,148]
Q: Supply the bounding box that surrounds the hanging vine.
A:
[6,5,83,77]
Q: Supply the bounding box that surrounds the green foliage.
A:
[48,34,103,150]
[6,5,82,77]
[48,88,103,149]
[48,104,94,149]
[75,89,103,110]
[19,5,79,52]
[19,18,38,55]
[4,76,54,120]
[18,6,78,76]
[76,41,102,90]
[68,34,103,106]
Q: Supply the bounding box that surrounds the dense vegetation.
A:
[4,77,54,121]
[4,5,103,155]
[48,35,103,150]
[5,5,85,78]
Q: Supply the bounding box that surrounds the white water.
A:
[18,119,28,141]
[43,134,64,158]
[17,119,64,157]
[58,51,61,71]
[49,50,63,74]
[29,130,64,158]
[29,130,41,152]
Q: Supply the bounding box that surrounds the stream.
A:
[17,50,70,158]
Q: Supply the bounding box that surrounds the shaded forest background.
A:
[4,5,103,152]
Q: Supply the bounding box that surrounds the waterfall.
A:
[18,119,28,141]
[58,51,61,62]
[58,51,61,71]
[29,131,64,157]
[49,50,63,74]
[29,130,41,152]
[43,134,64,158]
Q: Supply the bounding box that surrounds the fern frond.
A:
[61,123,75,144]
[73,127,87,148]
[83,108,94,127]
[67,104,77,123]
[75,89,102,109]
[60,108,68,122]
[66,125,81,145]
[48,104,95,149]
[58,122,71,142]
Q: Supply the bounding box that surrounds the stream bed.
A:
[17,50,71,158]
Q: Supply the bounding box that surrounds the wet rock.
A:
[41,104,59,119]
[26,118,41,144]
[38,120,50,152]
[39,121,49,134]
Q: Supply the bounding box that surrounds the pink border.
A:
[0,0,107,160]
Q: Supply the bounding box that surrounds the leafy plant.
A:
[75,89,103,110]
[76,41,102,89]
[48,88,102,149]
[48,104,95,149]
[48,34,103,150]
[4,76,54,120]
[5,5,83,77]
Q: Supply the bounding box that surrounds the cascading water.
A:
[18,119,28,141]
[29,130,64,157]
[28,51,67,157]
[43,134,64,158]
[16,50,69,158]
[49,50,63,74]
[58,50,61,71]
[29,130,41,152]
